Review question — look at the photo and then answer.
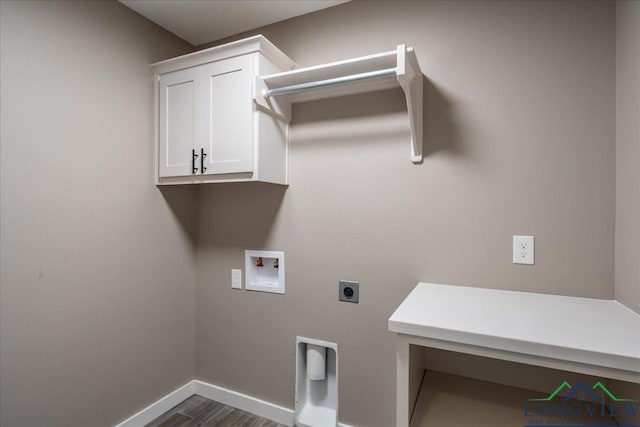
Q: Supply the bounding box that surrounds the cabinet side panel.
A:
[256,114,288,185]
[255,54,289,185]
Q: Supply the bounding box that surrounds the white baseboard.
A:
[115,379,354,427]
[193,380,293,425]
[114,381,196,427]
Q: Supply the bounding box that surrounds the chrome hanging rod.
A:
[264,67,397,98]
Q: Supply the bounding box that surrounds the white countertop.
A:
[389,283,640,376]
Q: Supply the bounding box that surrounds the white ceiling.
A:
[120,0,349,46]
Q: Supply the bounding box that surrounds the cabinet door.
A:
[158,68,201,177]
[201,56,254,175]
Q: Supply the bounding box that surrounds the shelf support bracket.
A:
[396,44,423,164]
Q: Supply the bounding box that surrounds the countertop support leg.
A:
[397,336,410,427]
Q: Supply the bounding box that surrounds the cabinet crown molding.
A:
[151,34,296,75]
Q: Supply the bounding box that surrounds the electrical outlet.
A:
[339,280,359,303]
[231,269,242,289]
[513,235,534,265]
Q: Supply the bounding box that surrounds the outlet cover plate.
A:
[513,235,534,265]
[339,280,359,303]
[231,269,242,289]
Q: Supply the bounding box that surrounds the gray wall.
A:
[0,1,195,426]
[615,0,640,314]
[0,1,628,426]
[195,2,616,426]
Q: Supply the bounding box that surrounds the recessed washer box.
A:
[245,250,285,294]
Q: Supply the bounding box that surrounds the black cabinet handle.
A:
[201,148,207,174]
[192,149,198,174]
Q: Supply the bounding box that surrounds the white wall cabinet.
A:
[152,36,295,185]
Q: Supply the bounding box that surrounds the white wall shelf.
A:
[389,282,640,426]
[254,45,423,163]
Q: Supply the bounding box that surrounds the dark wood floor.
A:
[144,394,287,427]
